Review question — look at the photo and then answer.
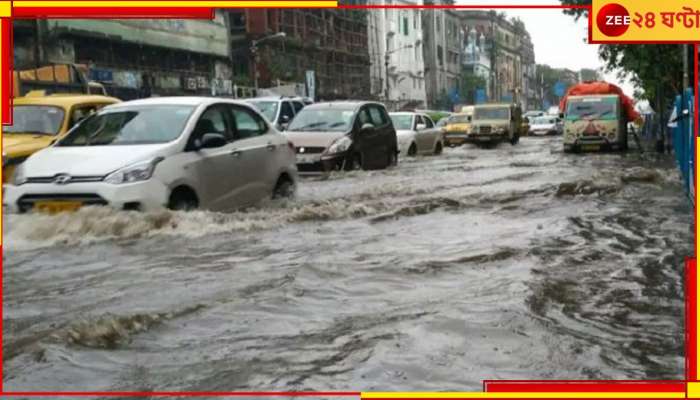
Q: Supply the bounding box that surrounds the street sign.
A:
[475,89,487,104]
[305,70,316,101]
[554,81,566,97]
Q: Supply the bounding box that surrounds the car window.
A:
[369,105,389,127]
[193,105,231,141]
[280,101,294,123]
[292,101,304,114]
[230,105,268,139]
[358,108,373,127]
[70,105,99,128]
[414,115,424,130]
[423,115,435,128]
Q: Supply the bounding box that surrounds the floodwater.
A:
[3,136,693,394]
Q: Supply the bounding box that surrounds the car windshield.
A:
[474,107,510,120]
[287,108,355,132]
[390,114,413,130]
[57,105,195,146]
[566,98,617,121]
[448,114,471,124]
[533,116,555,125]
[249,100,279,121]
[5,105,65,135]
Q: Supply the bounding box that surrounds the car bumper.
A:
[564,137,622,152]
[3,179,169,213]
[444,132,469,146]
[466,133,507,143]
[296,152,346,174]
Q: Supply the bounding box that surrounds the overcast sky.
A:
[452,0,637,95]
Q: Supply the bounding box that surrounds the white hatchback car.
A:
[389,112,444,156]
[4,97,298,213]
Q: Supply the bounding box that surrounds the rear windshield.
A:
[5,105,65,135]
[390,114,413,130]
[533,116,556,125]
[448,115,471,124]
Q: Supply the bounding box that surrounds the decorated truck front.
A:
[562,95,627,152]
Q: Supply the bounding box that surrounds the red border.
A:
[1,2,697,398]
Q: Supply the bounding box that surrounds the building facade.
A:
[14,15,233,100]
[422,5,461,109]
[368,0,427,111]
[229,8,371,101]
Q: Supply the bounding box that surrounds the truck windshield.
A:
[566,98,617,121]
[57,105,195,146]
[448,115,471,124]
[474,108,510,120]
[5,105,65,135]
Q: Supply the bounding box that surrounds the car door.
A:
[228,103,280,205]
[183,104,245,211]
[354,106,381,168]
[368,104,395,167]
[420,114,440,152]
[414,115,431,153]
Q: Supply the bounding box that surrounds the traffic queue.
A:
[2,64,634,214]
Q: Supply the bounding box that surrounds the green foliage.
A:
[460,73,487,104]
[558,0,591,20]
[427,111,451,122]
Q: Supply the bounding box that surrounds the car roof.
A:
[14,94,121,107]
[104,96,251,109]
[389,111,419,115]
[303,101,376,110]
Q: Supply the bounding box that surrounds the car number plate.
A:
[34,200,82,214]
[297,154,320,164]
[581,144,600,151]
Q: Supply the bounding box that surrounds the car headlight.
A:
[12,163,27,185]
[104,157,164,185]
[326,136,352,155]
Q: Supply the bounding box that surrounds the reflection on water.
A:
[3,137,692,391]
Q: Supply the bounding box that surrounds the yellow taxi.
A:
[3,93,120,183]
[443,108,474,147]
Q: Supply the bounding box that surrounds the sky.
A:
[453,0,638,96]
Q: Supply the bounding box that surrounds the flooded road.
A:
[3,136,692,393]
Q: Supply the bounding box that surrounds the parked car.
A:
[283,101,398,173]
[246,96,306,131]
[4,97,298,213]
[467,103,524,146]
[389,112,444,156]
[2,93,120,183]
[529,115,562,136]
[523,110,545,120]
[443,109,473,147]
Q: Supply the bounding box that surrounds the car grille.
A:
[479,126,492,134]
[297,162,325,172]
[25,175,104,184]
[296,146,325,154]
[17,193,108,211]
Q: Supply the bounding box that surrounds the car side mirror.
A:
[195,133,227,150]
[360,123,375,133]
[416,123,426,130]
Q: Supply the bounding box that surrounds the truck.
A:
[13,64,107,98]
[559,81,641,153]
[466,103,526,147]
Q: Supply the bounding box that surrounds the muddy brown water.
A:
[3,136,692,394]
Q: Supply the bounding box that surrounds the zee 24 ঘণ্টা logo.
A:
[594,0,700,41]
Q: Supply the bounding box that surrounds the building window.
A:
[414,11,417,29]
[436,16,441,32]
[437,45,444,67]
[403,16,409,35]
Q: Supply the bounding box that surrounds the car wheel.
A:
[434,141,443,155]
[272,176,295,199]
[344,152,362,171]
[387,147,398,167]
[168,188,199,211]
[407,143,417,156]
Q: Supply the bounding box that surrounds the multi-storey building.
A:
[422,4,461,109]
[229,7,371,101]
[14,15,232,99]
[368,0,427,111]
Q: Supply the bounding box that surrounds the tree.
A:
[460,73,487,104]
[558,0,591,20]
